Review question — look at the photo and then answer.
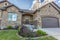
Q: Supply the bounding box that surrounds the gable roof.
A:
[50,2,60,12]
[0,0,21,10]
[35,2,60,14]
[52,2,60,9]
[0,1,59,14]
[0,0,35,13]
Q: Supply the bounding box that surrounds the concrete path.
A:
[42,28,60,40]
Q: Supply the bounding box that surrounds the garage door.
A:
[42,17,59,28]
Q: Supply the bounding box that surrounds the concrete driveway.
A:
[42,28,60,40]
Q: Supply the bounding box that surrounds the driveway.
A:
[42,28,60,40]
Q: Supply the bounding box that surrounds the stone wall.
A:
[34,4,59,28]
[1,6,22,28]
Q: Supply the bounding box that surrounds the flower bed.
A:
[18,25,47,38]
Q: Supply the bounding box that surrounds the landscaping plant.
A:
[7,26,12,29]
[36,30,47,36]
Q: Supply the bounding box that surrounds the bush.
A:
[18,26,21,32]
[36,30,46,36]
[18,26,47,37]
[15,25,20,29]
[18,25,37,37]
[7,26,12,29]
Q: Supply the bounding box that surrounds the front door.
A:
[25,17,29,24]
[22,14,33,24]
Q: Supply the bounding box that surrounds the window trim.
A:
[8,12,17,21]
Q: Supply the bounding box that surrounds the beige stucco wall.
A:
[34,4,60,28]
[1,6,22,27]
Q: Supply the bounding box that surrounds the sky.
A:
[54,0,60,7]
[8,0,33,9]
[1,0,60,9]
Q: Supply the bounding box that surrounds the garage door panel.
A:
[42,17,58,28]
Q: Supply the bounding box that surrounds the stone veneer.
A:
[0,1,60,28]
[1,6,22,28]
[34,3,60,28]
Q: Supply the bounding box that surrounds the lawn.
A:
[0,30,57,40]
[0,30,25,40]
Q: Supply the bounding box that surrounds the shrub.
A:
[18,26,21,32]
[7,26,12,29]
[18,25,47,37]
[18,25,37,37]
[36,30,46,36]
[15,25,21,29]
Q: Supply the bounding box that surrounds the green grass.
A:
[0,30,25,40]
[0,30,57,40]
[37,36,57,40]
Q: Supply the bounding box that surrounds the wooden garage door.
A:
[42,17,59,28]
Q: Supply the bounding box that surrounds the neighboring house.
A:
[0,0,60,28]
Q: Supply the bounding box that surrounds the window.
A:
[4,2,8,6]
[5,3,7,5]
[8,12,17,21]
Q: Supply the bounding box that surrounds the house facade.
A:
[0,0,60,28]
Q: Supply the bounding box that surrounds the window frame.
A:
[8,12,17,21]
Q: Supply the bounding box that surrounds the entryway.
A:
[22,14,33,25]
